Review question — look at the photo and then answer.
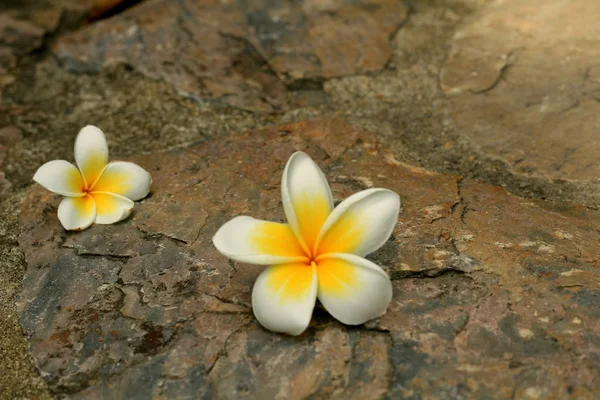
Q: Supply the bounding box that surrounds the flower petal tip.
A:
[77,124,106,138]
[33,160,85,197]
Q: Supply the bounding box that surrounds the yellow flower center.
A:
[304,249,322,268]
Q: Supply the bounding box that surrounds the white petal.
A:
[252,262,317,335]
[315,188,400,257]
[57,195,96,231]
[74,125,109,188]
[92,161,151,201]
[90,192,134,224]
[33,160,85,197]
[213,216,308,265]
[316,253,392,325]
[281,151,333,255]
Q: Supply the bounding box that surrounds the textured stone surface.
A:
[0,0,118,83]
[3,0,600,398]
[440,0,600,183]
[0,0,132,190]
[18,120,600,398]
[0,10,50,90]
[0,125,22,193]
[54,0,408,111]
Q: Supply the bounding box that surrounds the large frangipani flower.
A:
[33,125,151,231]
[213,152,400,335]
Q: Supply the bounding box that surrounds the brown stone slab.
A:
[53,0,408,112]
[18,119,600,397]
[440,0,600,184]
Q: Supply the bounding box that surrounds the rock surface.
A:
[0,125,21,193]
[54,0,408,112]
[441,0,600,184]
[2,0,600,398]
[18,120,600,398]
[0,0,130,89]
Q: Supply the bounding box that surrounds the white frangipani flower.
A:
[213,151,400,336]
[33,125,151,231]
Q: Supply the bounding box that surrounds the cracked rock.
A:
[53,0,408,112]
[18,119,600,398]
[440,0,600,184]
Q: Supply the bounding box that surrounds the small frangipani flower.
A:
[33,125,151,231]
[213,151,400,335]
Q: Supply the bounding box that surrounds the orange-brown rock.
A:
[18,120,600,398]
[440,0,600,184]
[54,0,408,112]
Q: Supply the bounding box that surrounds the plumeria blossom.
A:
[33,125,151,231]
[213,152,400,335]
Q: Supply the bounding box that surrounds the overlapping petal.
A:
[57,195,96,230]
[316,253,392,325]
[316,188,400,257]
[213,216,309,265]
[90,192,134,224]
[75,125,109,188]
[252,262,318,335]
[33,160,85,197]
[282,151,333,255]
[92,161,152,201]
